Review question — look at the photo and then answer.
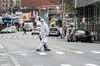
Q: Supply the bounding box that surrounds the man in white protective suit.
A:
[36,19,51,51]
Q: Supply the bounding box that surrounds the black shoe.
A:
[36,49,41,52]
[44,49,51,51]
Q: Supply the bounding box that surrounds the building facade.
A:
[76,0,100,41]
[0,0,21,15]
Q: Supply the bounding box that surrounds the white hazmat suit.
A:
[36,19,50,51]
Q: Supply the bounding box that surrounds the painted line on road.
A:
[9,55,21,66]
[90,51,100,54]
[7,50,34,54]
[56,51,65,55]
[0,44,4,49]
[37,52,47,55]
[84,63,99,66]
[33,65,43,66]
[20,53,28,56]
[61,64,72,66]
[0,53,8,56]
[0,63,12,66]
[0,44,8,52]
[34,36,37,39]
[73,51,85,54]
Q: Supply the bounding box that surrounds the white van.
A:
[23,20,33,31]
[31,20,41,35]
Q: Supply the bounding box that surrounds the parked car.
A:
[23,20,33,32]
[49,27,60,37]
[67,29,93,43]
[31,20,42,35]
[0,26,17,33]
[31,25,41,35]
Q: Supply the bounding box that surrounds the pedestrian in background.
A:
[36,19,51,51]
[23,27,27,35]
[63,26,67,37]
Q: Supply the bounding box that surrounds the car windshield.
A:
[76,30,85,34]
[50,28,57,31]
[37,25,41,27]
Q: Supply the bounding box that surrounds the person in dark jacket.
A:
[23,27,27,35]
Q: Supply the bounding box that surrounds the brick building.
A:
[0,0,21,15]
[21,0,60,22]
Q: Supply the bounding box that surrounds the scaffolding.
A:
[76,0,100,41]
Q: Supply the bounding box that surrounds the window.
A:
[2,4,5,7]
[2,0,5,3]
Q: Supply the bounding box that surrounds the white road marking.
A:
[84,64,99,66]
[34,36,37,39]
[0,53,8,56]
[23,36,26,38]
[37,52,47,55]
[8,35,11,38]
[90,51,100,54]
[61,64,72,66]
[20,53,28,56]
[73,51,85,54]
[0,63,12,66]
[33,65,43,66]
[18,36,22,38]
[9,55,21,66]
[0,44,4,49]
[56,51,65,55]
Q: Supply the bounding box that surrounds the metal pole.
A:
[74,0,77,29]
[62,0,64,13]
[75,0,77,9]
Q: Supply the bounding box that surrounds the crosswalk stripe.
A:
[37,52,47,55]
[0,44,4,49]
[73,51,85,54]
[33,65,43,66]
[0,53,8,56]
[56,51,65,55]
[20,53,28,56]
[1,35,61,39]
[0,63,12,66]
[84,64,99,66]
[61,64,72,66]
[18,36,22,38]
[90,51,100,54]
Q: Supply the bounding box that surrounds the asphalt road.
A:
[0,32,100,66]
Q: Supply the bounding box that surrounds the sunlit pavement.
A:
[0,32,100,66]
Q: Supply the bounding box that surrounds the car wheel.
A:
[67,39,70,42]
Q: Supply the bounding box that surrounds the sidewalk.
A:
[94,41,100,44]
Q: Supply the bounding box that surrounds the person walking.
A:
[36,19,51,51]
[23,27,27,35]
[63,26,67,37]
